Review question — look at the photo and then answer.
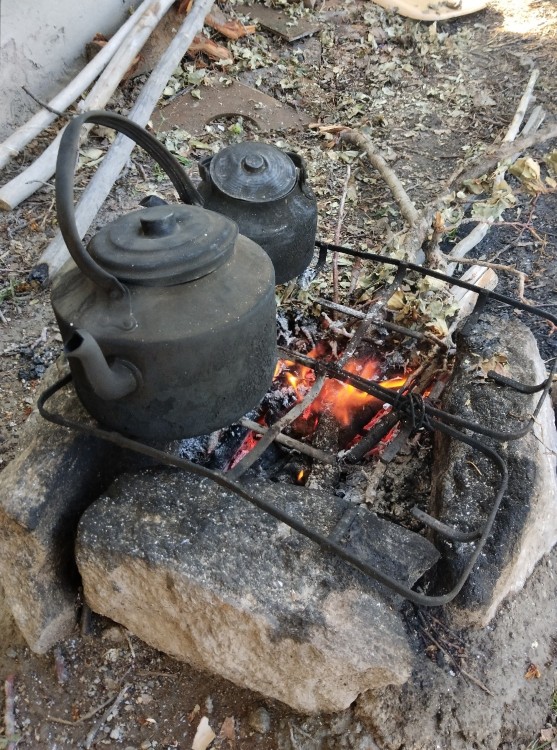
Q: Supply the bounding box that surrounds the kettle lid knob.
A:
[241,154,266,173]
[140,210,177,237]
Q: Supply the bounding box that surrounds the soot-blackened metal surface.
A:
[198,148,317,284]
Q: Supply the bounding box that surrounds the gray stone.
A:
[429,312,557,627]
[0,361,122,653]
[248,707,271,734]
[76,470,440,713]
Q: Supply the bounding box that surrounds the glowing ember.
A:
[227,429,260,470]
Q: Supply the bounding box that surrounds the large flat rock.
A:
[0,362,122,652]
[76,470,440,713]
[430,312,557,626]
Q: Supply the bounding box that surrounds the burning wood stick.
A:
[0,0,162,171]
[0,0,176,211]
[37,0,215,279]
[239,418,335,464]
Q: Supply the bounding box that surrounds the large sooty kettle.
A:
[51,111,277,442]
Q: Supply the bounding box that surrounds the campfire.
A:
[38,239,557,612]
[229,345,410,474]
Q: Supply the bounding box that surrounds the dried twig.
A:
[85,682,131,749]
[417,617,495,697]
[502,68,540,143]
[47,691,122,726]
[332,165,351,306]
[4,674,18,750]
[21,86,69,118]
[340,129,419,226]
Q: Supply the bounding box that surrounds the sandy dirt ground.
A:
[1,0,556,748]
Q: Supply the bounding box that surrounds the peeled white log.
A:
[39,0,215,279]
[448,266,499,336]
[0,0,160,171]
[0,0,175,211]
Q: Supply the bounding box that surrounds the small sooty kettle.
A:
[195,142,318,284]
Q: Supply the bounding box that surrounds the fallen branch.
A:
[448,121,557,189]
[340,128,419,226]
[37,0,215,279]
[446,70,542,273]
[0,0,161,171]
[0,0,176,211]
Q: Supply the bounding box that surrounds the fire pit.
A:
[39,241,557,599]
[0,241,556,712]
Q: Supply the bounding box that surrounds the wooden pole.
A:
[0,0,160,171]
[0,0,176,211]
[39,0,215,279]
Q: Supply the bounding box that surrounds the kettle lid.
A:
[88,204,237,286]
[208,142,297,203]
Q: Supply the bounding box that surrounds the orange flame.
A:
[275,350,407,430]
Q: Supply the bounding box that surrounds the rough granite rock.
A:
[429,311,557,627]
[76,470,440,713]
[0,361,121,652]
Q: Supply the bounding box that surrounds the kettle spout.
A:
[65,329,138,401]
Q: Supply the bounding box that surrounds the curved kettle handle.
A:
[56,110,203,297]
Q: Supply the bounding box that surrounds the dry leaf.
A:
[309,123,349,135]
[524,663,541,680]
[78,147,104,169]
[540,728,556,742]
[478,353,509,378]
[188,704,201,723]
[192,716,216,750]
[387,290,406,311]
[509,157,546,194]
[545,149,557,176]
[218,716,236,746]
[206,7,256,40]
[188,33,232,61]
